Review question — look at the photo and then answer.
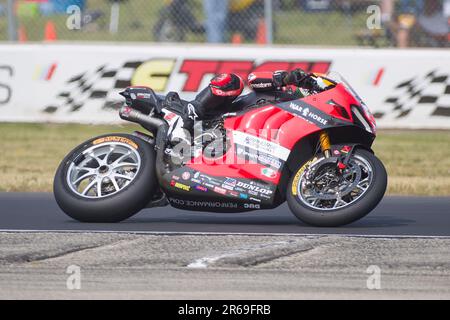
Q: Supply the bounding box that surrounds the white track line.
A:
[0,229,449,239]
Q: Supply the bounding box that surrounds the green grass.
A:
[0,123,139,192]
[0,0,370,45]
[371,130,450,196]
[0,123,449,196]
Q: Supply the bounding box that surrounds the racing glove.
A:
[283,68,321,92]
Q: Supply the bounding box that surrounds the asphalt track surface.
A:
[0,193,449,237]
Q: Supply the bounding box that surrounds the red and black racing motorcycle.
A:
[54,72,387,227]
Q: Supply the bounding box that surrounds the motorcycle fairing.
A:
[159,83,373,212]
[161,167,279,212]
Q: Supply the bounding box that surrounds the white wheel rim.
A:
[66,142,141,199]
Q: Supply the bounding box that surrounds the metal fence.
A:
[0,0,448,47]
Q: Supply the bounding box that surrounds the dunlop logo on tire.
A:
[93,136,138,149]
[292,157,317,196]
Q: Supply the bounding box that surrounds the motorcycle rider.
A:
[167,68,322,143]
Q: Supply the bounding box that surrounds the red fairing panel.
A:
[276,116,320,149]
[238,105,279,133]
[188,83,360,183]
[262,110,293,141]
[187,107,289,183]
[187,143,280,183]
[302,84,358,122]
[276,84,359,149]
[226,105,320,150]
[225,105,291,134]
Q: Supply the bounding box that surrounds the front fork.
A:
[319,131,332,158]
[319,131,356,172]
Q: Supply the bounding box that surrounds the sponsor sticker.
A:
[244,203,260,209]
[173,181,191,192]
[200,174,221,185]
[236,181,273,195]
[182,172,191,180]
[261,167,278,179]
[136,93,151,99]
[222,184,234,191]
[195,185,208,192]
[239,193,248,199]
[92,136,138,149]
[289,102,329,126]
[223,178,237,187]
[232,131,290,161]
[169,198,238,208]
[214,186,227,195]
[251,82,272,89]
[204,183,216,189]
[236,147,282,169]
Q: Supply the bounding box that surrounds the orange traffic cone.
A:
[44,21,57,42]
[18,25,27,42]
[256,19,267,44]
[231,33,242,44]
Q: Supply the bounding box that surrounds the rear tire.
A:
[287,149,387,227]
[54,133,157,222]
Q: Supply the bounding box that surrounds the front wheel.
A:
[287,148,387,227]
[54,133,158,222]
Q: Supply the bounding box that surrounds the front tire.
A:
[54,133,157,222]
[287,149,387,227]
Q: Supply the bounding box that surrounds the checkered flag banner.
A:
[381,70,450,119]
[43,62,450,127]
[43,60,143,115]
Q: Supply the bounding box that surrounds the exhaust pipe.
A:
[119,105,166,134]
[154,123,169,185]
[119,105,170,184]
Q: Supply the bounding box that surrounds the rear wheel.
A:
[54,133,157,222]
[287,149,387,227]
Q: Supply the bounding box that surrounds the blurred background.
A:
[0,0,448,47]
